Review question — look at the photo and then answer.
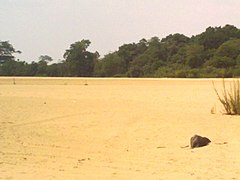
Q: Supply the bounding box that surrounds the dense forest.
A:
[1,24,240,78]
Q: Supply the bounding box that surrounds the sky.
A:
[1,0,240,63]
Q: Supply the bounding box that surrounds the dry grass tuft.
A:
[213,79,240,115]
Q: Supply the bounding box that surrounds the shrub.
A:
[186,69,200,78]
[175,69,187,78]
[213,79,240,115]
[154,66,175,78]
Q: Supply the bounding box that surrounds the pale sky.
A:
[1,0,240,63]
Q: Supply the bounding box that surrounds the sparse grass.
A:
[213,79,240,115]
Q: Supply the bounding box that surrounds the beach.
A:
[0,77,239,179]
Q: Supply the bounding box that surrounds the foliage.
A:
[215,39,240,59]
[0,41,21,64]
[185,44,205,68]
[94,53,125,77]
[206,56,236,68]
[195,25,240,49]
[1,24,240,77]
[39,55,53,64]
[63,40,98,77]
[213,79,240,115]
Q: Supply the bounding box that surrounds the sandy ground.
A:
[0,77,239,179]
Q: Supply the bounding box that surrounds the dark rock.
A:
[190,135,211,148]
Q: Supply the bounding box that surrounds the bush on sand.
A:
[213,79,240,115]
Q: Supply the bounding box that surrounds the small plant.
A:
[213,79,240,115]
[13,78,16,85]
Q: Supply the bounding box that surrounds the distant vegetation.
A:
[1,24,240,78]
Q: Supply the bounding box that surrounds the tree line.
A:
[1,24,240,78]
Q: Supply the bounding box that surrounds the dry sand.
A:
[0,77,239,179]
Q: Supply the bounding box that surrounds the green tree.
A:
[36,55,53,76]
[44,60,68,77]
[185,44,205,68]
[96,53,125,77]
[64,40,98,77]
[128,65,143,77]
[215,39,240,59]
[236,54,240,65]
[0,60,28,76]
[39,55,53,64]
[206,56,236,68]
[26,62,38,76]
[195,25,240,49]
[0,41,21,64]
[205,39,240,69]
[161,33,190,62]
[129,48,166,77]
[117,39,147,72]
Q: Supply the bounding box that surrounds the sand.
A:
[0,77,239,179]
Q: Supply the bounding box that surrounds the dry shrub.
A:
[213,79,240,115]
